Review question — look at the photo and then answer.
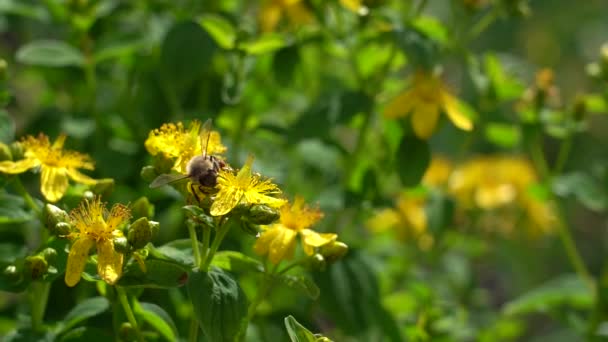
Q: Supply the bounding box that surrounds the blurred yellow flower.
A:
[145,120,226,174]
[448,156,556,234]
[259,0,313,32]
[422,156,452,188]
[384,71,473,139]
[210,156,286,216]
[64,197,131,287]
[340,0,369,15]
[0,134,99,202]
[254,196,336,264]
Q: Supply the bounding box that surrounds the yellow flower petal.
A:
[384,90,413,119]
[442,92,473,131]
[67,168,99,185]
[97,239,123,285]
[65,237,94,287]
[0,158,40,174]
[210,187,244,216]
[41,166,69,202]
[268,227,297,264]
[411,103,440,139]
[300,229,337,255]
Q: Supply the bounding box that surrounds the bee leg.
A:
[189,183,202,204]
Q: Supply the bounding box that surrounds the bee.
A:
[149,119,228,198]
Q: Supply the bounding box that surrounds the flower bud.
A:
[306,253,326,272]
[113,235,129,254]
[0,142,12,161]
[52,222,73,236]
[183,205,214,229]
[24,255,48,280]
[91,178,114,198]
[44,204,70,230]
[3,265,22,283]
[239,221,259,236]
[319,241,348,264]
[246,204,280,225]
[140,165,157,182]
[119,322,136,342]
[9,142,24,161]
[83,190,95,201]
[127,217,154,250]
[40,247,58,264]
[131,196,154,219]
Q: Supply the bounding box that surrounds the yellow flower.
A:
[0,134,99,202]
[64,197,131,287]
[366,192,428,241]
[259,0,313,32]
[422,156,452,188]
[210,156,286,216]
[145,120,227,174]
[340,0,369,15]
[384,71,473,139]
[254,196,336,264]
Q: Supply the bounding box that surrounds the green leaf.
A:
[117,259,189,288]
[16,40,85,67]
[394,26,438,70]
[484,53,525,101]
[397,136,430,187]
[314,250,402,341]
[211,251,264,273]
[0,191,33,224]
[284,316,316,342]
[187,267,248,342]
[149,240,196,268]
[274,274,320,300]
[484,122,521,148]
[273,45,300,86]
[239,33,286,55]
[135,302,178,342]
[0,110,15,143]
[61,297,110,332]
[425,190,454,234]
[411,15,448,45]
[59,327,113,342]
[503,274,593,316]
[553,172,607,212]
[199,14,237,49]
[93,40,143,64]
[583,93,607,113]
[0,0,49,21]
[160,21,217,90]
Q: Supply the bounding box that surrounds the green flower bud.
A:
[83,190,95,201]
[127,217,153,250]
[0,142,12,161]
[246,204,280,225]
[306,253,326,272]
[3,265,22,283]
[319,241,348,264]
[113,235,129,254]
[119,322,136,342]
[239,221,259,236]
[40,248,58,264]
[24,255,49,280]
[91,178,114,198]
[140,165,157,182]
[131,196,155,219]
[9,142,24,161]
[44,204,70,230]
[52,222,73,236]
[183,205,214,229]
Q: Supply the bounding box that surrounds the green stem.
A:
[201,218,232,271]
[30,281,50,332]
[187,222,203,269]
[199,226,211,269]
[116,287,145,342]
[188,317,199,342]
[237,263,279,341]
[277,258,307,275]
[467,7,499,41]
[553,136,573,175]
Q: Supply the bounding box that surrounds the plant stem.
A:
[116,287,145,342]
[187,222,203,269]
[188,317,199,342]
[13,176,41,217]
[553,136,573,175]
[199,226,211,269]
[236,263,279,341]
[29,281,50,332]
[467,7,499,41]
[554,208,594,290]
[201,218,232,271]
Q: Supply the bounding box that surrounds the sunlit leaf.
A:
[16,40,85,67]
[199,14,237,49]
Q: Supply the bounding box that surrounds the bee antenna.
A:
[200,119,213,158]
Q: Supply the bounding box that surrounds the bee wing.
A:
[149,173,190,188]
[199,118,213,157]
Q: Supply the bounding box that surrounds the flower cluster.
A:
[368,155,557,245]
[0,134,102,202]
